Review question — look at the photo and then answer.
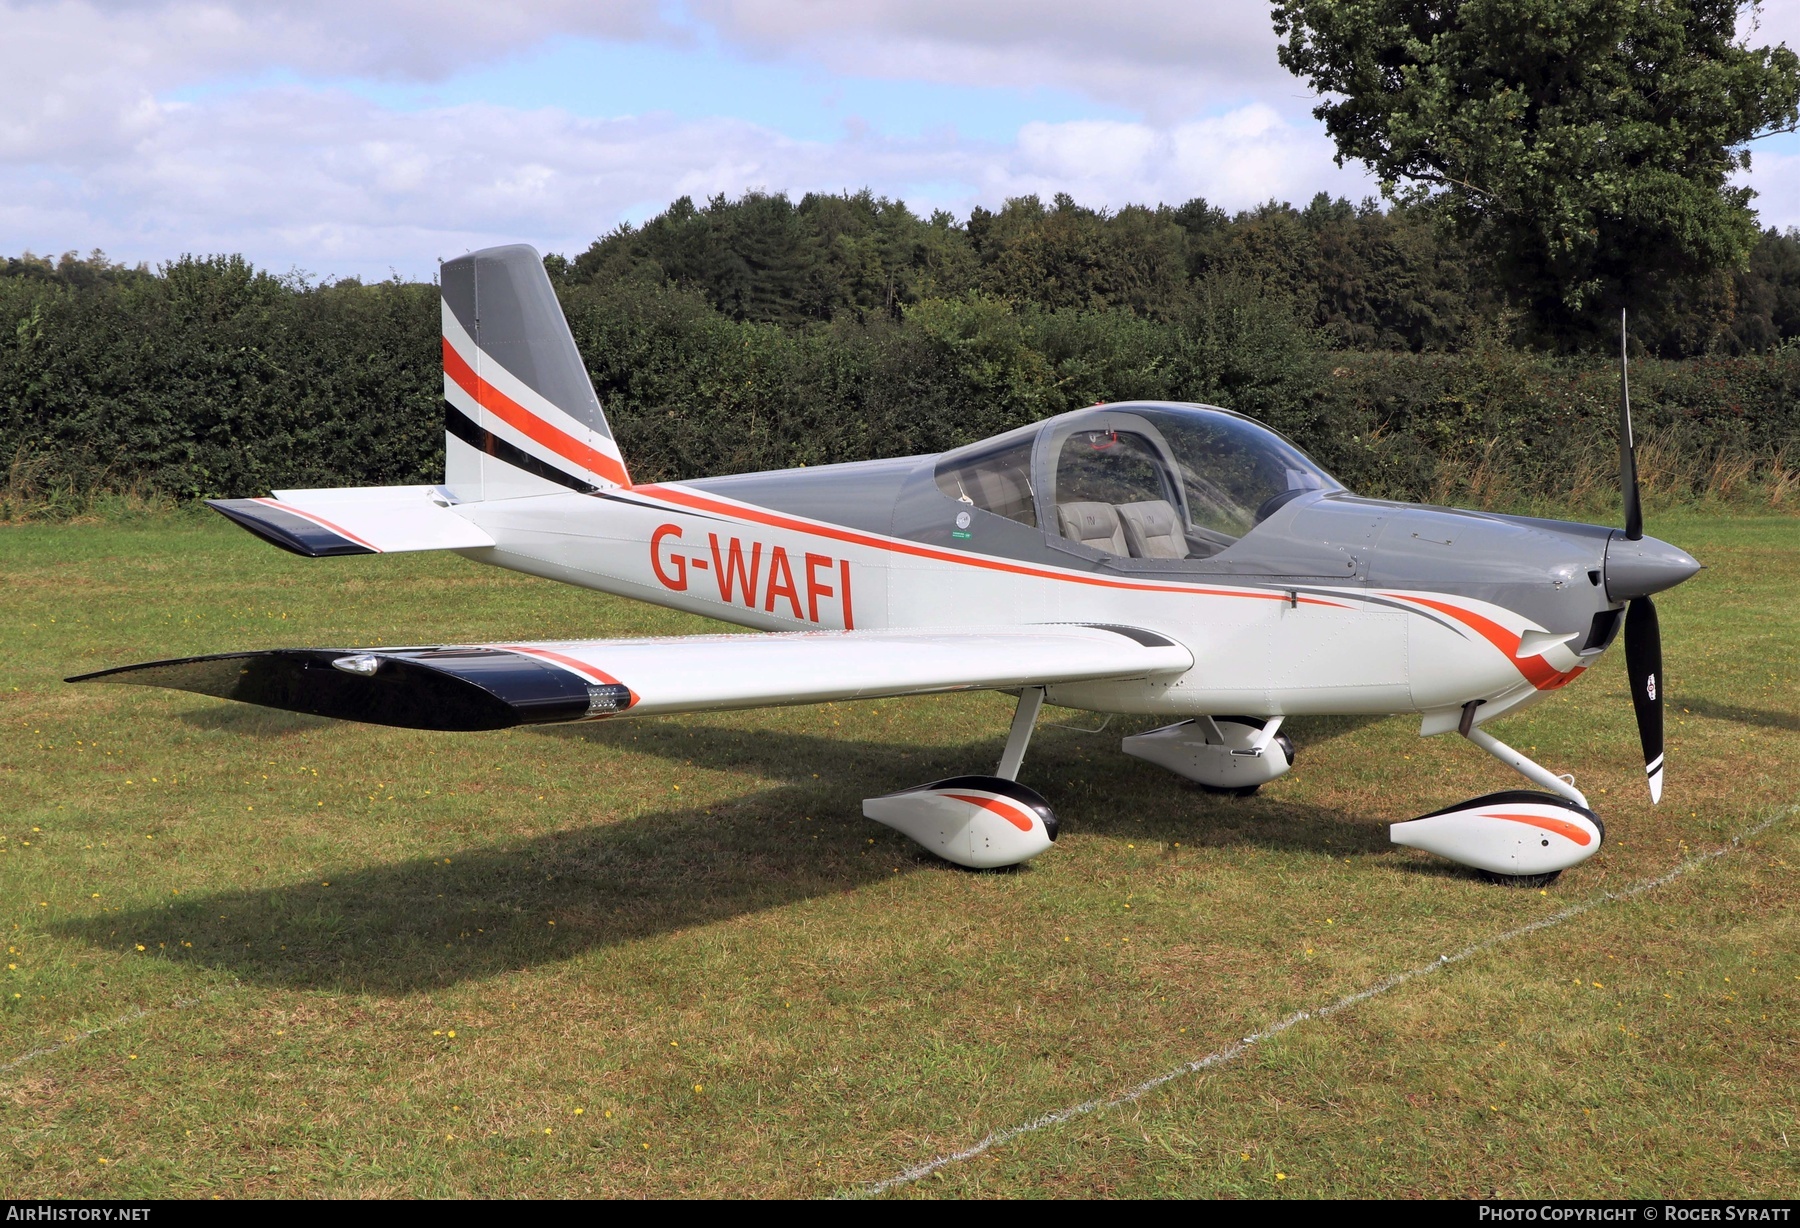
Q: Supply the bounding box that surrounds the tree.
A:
[1272,0,1800,347]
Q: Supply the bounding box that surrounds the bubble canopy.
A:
[933,403,1342,561]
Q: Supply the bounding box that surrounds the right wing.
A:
[67,625,1192,731]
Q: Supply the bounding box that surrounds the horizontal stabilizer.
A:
[69,625,1192,731]
[208,486,495,557]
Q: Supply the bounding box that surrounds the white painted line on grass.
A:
[855,806,1797,1197]
[1,993,218,1077]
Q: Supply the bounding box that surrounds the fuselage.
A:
[444,401,1697,731]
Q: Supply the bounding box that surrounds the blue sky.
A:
[353,38,1145,145]
[4,1,1796,280]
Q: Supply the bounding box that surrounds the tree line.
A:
[566,189,1800,356]
[2,190,1797,518]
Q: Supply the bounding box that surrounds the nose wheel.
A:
[1394,709,1604,882]
[1482,869,1562,889]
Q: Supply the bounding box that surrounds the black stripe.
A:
[444,401,596,493]
[598,490,734,520]
[1076,623,1177,648]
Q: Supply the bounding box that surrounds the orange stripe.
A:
[443,338,631,488]
[254,498,382,553]
[945,793,1035,832]
[497,645,640,709]
[1399,595,1582,691]
[635,484,1351,607]
[1489,811,1593,847]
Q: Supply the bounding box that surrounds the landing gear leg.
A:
[997,687,1045,781]
[1390,705,1604,883]
[1462,726,1588,809]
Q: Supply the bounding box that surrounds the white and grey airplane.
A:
[73,245,1699,884]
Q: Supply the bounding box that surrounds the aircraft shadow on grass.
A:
[176,704,335,734]
[56,712,1399,996]
[1678,696,1800,734]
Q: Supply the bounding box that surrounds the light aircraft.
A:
[72,245,1700,884]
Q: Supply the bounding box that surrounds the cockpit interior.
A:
[933,404,1339,564]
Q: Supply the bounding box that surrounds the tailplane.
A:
[209,486,495,557]
[440,244,630,500]
[209,244,625,556]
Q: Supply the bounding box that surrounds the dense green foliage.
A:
[1,253,440,500]
[1272,0,1800,347]
[4,191,1799,514]
[569,188,1800,354]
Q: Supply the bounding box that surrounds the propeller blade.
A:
[1620,309,1643,541]
[1623,595,1664,803]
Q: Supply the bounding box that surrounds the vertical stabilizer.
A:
[441,244,630,501]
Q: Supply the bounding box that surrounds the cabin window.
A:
[934,437,1037,527]
[1052,430,1178,557]
[1055,430,1172,509]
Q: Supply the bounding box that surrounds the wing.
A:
[67,625,1192,731]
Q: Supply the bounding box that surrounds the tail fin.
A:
[440,244,630,501]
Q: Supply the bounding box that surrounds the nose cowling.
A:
[1605,534,1700,602]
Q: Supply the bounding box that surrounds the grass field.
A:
[2,510,1796,1198]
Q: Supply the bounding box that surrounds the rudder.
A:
[441,244,630,501]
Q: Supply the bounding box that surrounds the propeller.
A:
[1617,311,1663,803]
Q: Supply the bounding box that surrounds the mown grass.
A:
[1,512,1795,1198]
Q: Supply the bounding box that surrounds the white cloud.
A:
[690,0,1296,119]
[988,106,1371,212]
[1739,1,1800,51]
[1742,148,1800,233]
[3,0,1789,278]
[0,0,672,161]
[1,83,1376,278]
[0,0,1307,168]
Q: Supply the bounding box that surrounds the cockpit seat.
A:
[1117,499,1189,559]
[965,466,1032,522]
[1056,501,1128,556]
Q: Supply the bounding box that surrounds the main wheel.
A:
[1196,782,1261,798]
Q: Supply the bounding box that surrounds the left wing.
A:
[68,625,1192,731]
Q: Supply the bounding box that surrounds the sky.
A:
[3,0,1798,282]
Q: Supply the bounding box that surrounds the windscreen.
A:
[1134,407,1338,541]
